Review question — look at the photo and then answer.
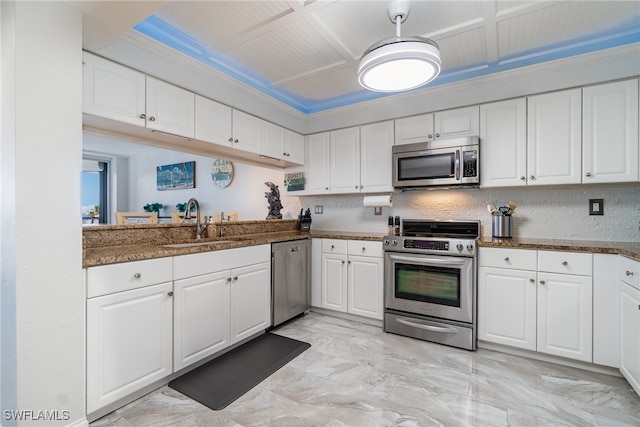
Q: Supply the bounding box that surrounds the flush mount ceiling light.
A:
[358,1,441,92]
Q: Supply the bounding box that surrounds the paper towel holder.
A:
[363,194,393,215]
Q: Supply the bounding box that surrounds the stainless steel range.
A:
[383,219,480,350]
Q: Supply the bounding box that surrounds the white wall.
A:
[9,2,85,426]
[83,135,300,222]
[300,185,640,242]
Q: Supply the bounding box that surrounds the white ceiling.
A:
[79,1,640,115]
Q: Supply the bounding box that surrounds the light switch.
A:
[589,199,603,216]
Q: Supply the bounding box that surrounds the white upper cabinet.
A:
[145,77,195,138]
[306,132,332,194]
[82,52,146,127]
[527,88,582,185]
[194,95,233,147]
[395,113,434,145]
[284,129,305,165]
[360,121,394,193]
[583,79,639,183]
[480,98,527,187]
[434,105,480,140]
[330,127,361,194]
[260,120,286,159]
[231,109,261,154]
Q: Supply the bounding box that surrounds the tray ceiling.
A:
[81,1,640,114]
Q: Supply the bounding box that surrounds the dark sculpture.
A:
[265,181,283,220]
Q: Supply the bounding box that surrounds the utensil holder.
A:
[492,215,512,238]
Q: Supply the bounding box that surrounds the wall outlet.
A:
[314,205,323,214]
[589,199,604,215]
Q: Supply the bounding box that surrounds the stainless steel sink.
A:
[162,240,235,248]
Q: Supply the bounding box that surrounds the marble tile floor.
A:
[92,312,639,427]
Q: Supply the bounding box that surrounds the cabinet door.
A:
[306,132,331,194]
[145,77,195,138]
[527,89,582,185]
[480,98,527,187]
[87,282,173,413]
[194,95,232,147]
[583,79,639,183]
[360,121,394,193]
[82,52,146,127]
[620,282,640,396]
[330,127,361,193]
[229,262,271,343]
[537,272,592,362]
[173,271,230,371]
[347,255,383,320]
[395,113,434,145]
[284,129,305,165]
[434,105,479,140]
[477,267,537,350]
[260,120,285,160]
[231,110,261,154]
[321,253,348,312]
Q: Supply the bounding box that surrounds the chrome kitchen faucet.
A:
[184,198,207,240]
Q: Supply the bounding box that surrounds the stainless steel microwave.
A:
[392,136,479,188]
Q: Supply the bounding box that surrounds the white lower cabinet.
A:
[619,256,640,396]
[173,271,230,371]
[321,239,383,320]
[86,258,173,414]
[478,248,593,362]
[173,245,271,371]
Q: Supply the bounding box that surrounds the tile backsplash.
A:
[288,184,640,242]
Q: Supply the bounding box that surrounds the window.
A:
[82,159,108,224]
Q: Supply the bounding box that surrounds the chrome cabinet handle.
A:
[167,291,173,297]
[139,113,146,119]
[360,185,364,189]
[504,257,510,262]
[585,172,592,177]
[540,280,546,285]
[529,175,535,180]
[331,245,335,249]
[234,139,239,143]
[291,247,300,252]
[529,278,535,283]
[348,260,351,264]
[362,247,366,252]
[149,116,156,122]
[233,276,238,281]
[226,277,232,282]
[341,260,345,264]
[562,261,568,266]
[355,185,358,189]
[627,271,635,276]
[435,133,440,138]
[228,137,233,142]
[520,176,526,181]
[428,134,433,139]
[134,273,141,279]
[325,187,329,191]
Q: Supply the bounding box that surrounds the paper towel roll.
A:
[363,195,393,207]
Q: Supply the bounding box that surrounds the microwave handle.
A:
[455,149,460,180]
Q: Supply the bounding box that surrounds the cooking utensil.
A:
[508,200,517,214]
[499,206,511,215]
[487,204,498,215]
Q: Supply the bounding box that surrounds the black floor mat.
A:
[168,332,310,410]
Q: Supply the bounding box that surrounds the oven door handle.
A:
[387,254,469,267]
[396,317,458,334]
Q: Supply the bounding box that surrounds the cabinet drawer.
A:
[347,240,383,257]
[174,245,270,280]
[87,257,172,298]
[479,247,537,270]
[538,251,592,276]
[322,239,348,255]
[619,256,640,290]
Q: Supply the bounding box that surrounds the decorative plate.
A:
[211,159,233,188]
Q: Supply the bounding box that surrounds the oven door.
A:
[384,252,474,324]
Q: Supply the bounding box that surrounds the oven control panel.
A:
[383,236,476,256]
[403,239,449,251]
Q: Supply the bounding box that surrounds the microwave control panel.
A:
[462,150,478,178]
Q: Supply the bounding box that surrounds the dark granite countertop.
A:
[83,224,639,268]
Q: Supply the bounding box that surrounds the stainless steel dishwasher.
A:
[271,239,311,327]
